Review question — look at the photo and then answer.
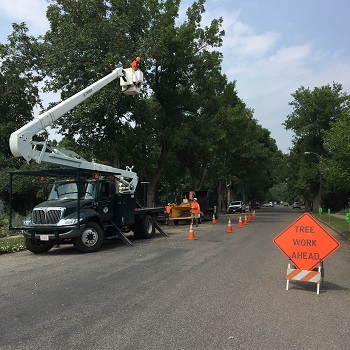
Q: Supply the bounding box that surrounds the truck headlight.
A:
[57,218,79,226]
[23,216,32,226]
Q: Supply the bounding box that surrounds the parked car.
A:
[263,202,274,207]
[228,201,246,213]
[292,201,301,209]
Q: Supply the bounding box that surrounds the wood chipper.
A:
[168,191,196,225]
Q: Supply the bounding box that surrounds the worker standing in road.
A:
[191,198,201,227]
[131,56,141,70]
[164,203,171,225]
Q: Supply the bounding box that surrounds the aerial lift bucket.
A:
[120,68,143,95]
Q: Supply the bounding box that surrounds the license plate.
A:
[40,235,49,241]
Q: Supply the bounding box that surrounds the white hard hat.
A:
[194,198,197,201]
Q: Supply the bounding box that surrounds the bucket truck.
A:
[9,66,167,254]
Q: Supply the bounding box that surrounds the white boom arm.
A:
[9,67,143,193]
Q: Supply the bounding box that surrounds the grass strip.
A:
[0,236,26,254]
[315,214,350,239]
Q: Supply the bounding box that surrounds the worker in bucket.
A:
[131,56,141,70]
[191,198,201,227]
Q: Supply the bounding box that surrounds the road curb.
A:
[315,216,350,242]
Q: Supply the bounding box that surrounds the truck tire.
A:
[73,222,104,253]
[25,237,54,254]
[139,215,155,239]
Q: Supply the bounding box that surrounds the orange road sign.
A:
[273,213,340,270]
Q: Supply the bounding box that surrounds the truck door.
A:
[96,181,114,222]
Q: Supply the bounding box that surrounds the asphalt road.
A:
[1,206,349,350]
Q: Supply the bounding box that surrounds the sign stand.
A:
[286,260,324,295]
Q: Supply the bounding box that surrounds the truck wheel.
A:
[73,222,104,253]
[139,215,155,239]
[25,237,54,254]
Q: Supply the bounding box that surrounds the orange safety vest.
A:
[131,60,139,70]
[191,201,201,214]
[164,206,171,214]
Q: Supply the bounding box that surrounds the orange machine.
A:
[169,191,196,225]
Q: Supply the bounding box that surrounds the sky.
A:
[1,0,350,154]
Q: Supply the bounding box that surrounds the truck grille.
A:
[32,208,63,225]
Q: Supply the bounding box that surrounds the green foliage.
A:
[284,83,348,152]
[323,108,350,190]
[0,23,49,213]
[284,83,350,210]
[0,23,44,159]
[0,159,54,214]
[266,183,287,203]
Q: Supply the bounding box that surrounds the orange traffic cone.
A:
[227,219,233,232]
[247,212,251,222]
[187,223,196,240]
[244,214,248,225]
[252,210,256,219]
[238,216,243,228]
[212,214,217,224]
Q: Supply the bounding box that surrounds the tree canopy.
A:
[284,83,350,210]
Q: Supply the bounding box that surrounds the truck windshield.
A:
[48,181,95,200]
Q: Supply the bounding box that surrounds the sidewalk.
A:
[0,234,22,240]
[329,213,347,220]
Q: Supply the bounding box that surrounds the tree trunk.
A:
[145,181,156,207]
[313,187,322,213]
[142,142,169,207]
[217,180,226,212]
